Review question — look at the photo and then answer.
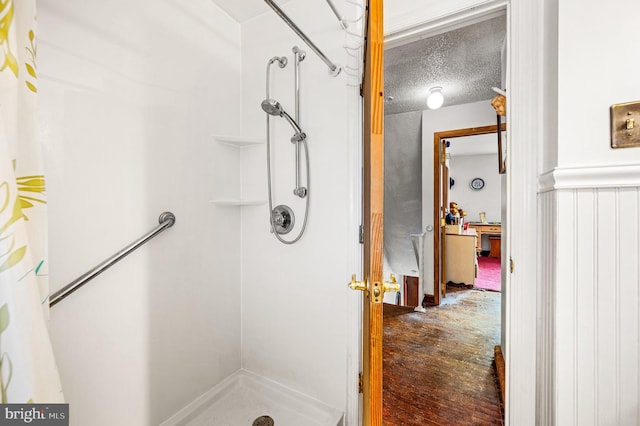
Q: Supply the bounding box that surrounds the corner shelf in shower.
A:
[209,199,266,206]
[213,135,265,147]
[211,135,265,207]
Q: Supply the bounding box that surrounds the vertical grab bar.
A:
[49,212,176,307]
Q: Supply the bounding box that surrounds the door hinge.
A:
[510,256,514,273]
[359,225,364,244]
[358,372,363,394]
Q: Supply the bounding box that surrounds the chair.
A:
[488,235,501,258]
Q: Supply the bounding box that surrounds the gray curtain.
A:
[384,111,422,275]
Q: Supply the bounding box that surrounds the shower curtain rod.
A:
[264,0,341,76]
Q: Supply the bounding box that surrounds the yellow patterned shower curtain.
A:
[0,0,63,403]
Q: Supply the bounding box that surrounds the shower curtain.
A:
[0,0,63,403]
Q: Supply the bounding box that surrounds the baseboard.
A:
[494,345,505,405]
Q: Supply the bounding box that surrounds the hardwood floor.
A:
[383,286,504,425]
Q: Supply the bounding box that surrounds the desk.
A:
[467,223,502,254]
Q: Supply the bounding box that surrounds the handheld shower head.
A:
[261,99,283,116]
[261,98,305,138]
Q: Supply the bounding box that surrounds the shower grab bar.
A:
[49,211,176,308]
[264,0,341,76]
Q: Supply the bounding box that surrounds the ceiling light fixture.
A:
[427,87,444,110]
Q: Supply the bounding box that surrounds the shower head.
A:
[261,99,304,136]
[268,56,288,68]
[261,98,283,116]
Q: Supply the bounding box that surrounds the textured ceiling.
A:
[384,15,506,115]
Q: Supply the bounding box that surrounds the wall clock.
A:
[470,177,485,190]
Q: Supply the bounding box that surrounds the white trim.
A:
[507,0,541,423]
[385,0,508,50]
[539,164,640,192]
[345,2,364,423]
[345,67,363,426]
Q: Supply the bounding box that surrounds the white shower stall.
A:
[41,0,359,424]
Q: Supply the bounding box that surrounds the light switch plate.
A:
[611,101,640,149]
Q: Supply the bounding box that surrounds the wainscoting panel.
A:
[547,187,640,425]
[537,190,556,426]
[616,188,640,424]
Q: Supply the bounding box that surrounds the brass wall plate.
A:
[611,101,640,149]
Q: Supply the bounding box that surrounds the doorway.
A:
[380,10,507,425]
[434,126,505,304]
[350,0,542,423]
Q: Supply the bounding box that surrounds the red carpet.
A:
[475,257,501,292]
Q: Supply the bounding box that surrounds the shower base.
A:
[161,369,343,426]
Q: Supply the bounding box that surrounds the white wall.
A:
[421,101,496,295]
[556,0,640,169]
[449,154,500,225]
[541,0,559,173]
[240,0,354,413]
[39,0,243,424]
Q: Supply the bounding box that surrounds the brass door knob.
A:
[368,274,401,303]
[383,274,400,293]
[349,274,399,303]
[349,274,368,293]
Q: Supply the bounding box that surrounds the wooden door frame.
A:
[432,124,505,304]
[360,0,385,424]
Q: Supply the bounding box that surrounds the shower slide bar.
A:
[49,212,176,308]
[264,0,341,76]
